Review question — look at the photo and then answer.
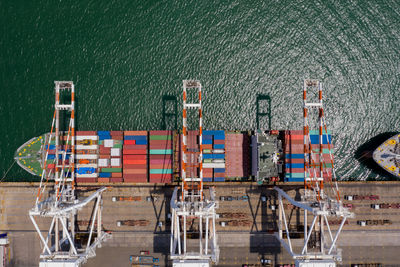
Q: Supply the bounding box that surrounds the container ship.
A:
[14,129,334,184]
[372,133,400,177]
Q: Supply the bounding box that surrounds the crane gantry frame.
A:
[170,80,219,266]
[29,81,110,267]
[275,80,354,266]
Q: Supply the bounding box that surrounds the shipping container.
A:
[123,164,147,169]
[123,160,147,165]
[124,131,147,136]
[76,131,97,135]
[110,178,123,183]
[149,169,173,174]
[214,177,225,182]
[76,178,97,183]
[150,130,173,135]
[124,177,148,183]
[111,172,123,178]
[149,135,172,141]
[149,163,172,169]
[124,135,147,141]
[203,154,225,159]
[149,149,172,155]
[98,178,110,183]
[149,158,172,164]
[203,178,213,182]
[124,169,147,174]
[123,154,147,160]
[110,131,123,136]
[99,172,111,178]
[124,145,147,150]
[101,168,122,173]
[123,149,147,155]
[124,140,136,145]
[203,130,224,135]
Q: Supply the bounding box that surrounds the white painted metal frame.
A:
[170,187,219,264]
[275,186,353,262]
[170,80,219,266]
[30,82,110,266]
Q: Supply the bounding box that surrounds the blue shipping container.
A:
[286,154,304,159]
[202,139,213,145]
[202,135,213,140]
[309,135,331,144]
[99,172,111,178]
[98,131,110,135]
[203,130,225,136]
[285,177,305,182]
[285,163,304,169]
[203,154,225,159]
[99,135,111,140]
[213,144,225,149]
[213,135,225,140]
[214,168,225,173]
[214,177,225,182]
[203,177,213,182]
[135,140,148,145]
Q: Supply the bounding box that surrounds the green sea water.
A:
[1,0,400,181]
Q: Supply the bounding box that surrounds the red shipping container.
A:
[76,178,97,183]
[213,172,225,178]
[123,149,147,155]
[150,130,173,135]
[124,145,147,150]
[110,131,123,136]
[98,178,110,183]
[285,158,305,164]
[110,178,123,183]
[124,131,148,136]
[149,163,172,169]
[124,140,136,145]
[124,177,148,183]
[124,169,147,174]
[124,173,147,179]
[99,154,110,159]
[46,163,55,169]
[149,154,172,160]
[149,159,172,164]
[213,139,225,145]
[76,131,97,135]
[288,130,303,135]
[150,140,173,145]
[123,160,147,165]
[123,154,147,160]
[100,147,111,154]
[112,172,123,178]
[123,164,147,169]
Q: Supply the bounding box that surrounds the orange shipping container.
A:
[123,159,147,165]
[124,131,148,136]
[124,168,147,174]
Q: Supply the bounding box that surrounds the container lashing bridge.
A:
[274,80,354,267]
[29,81,110,267]
[170,80,219,267]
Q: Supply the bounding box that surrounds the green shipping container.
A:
[149,149,173,154]
[310,148,332,154]
[309,129,331,135]
[149,135,172,141]
[149,169,173,174]
[101,168,122,173]
[203,159,212,163]
[203,149,212,154]
[113,144,123,149]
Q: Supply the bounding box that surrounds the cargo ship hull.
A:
[372,134,400,177]
[15,130,334,184]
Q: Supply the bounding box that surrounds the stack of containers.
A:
[149,130,173,183]
[202,130,226,182]
[75,131,98,183]
[284,130,333,182]
[45,135,72,174]
[225,133,250,179]
[98,131,124,183]
[123,131,148,183]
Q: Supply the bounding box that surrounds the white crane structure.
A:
[170,80,219,267]
[29,81,110,267]
[275,80,354,267]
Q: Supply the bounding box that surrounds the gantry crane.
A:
[29,81,110,267]
[170,80,219,267]
[275,80,354,267]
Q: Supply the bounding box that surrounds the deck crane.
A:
[275,80,354,267]
[170,80,219,267]
[29,81,110,267]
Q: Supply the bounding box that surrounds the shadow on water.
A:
[256,94,271,130]
[354,131,399,180]
[162,95,178,130]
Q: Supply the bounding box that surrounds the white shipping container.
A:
[104,139,114,148]
[111,158,120,166]
[76,163,97,168]
[75,154,98,159]
[203,163,225,168]
[76,145,98,150]
[75,135,98,141]
[98,159,109,167]
[76,173,98,178]
[211,149,225,154]
[111,148,121,156]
